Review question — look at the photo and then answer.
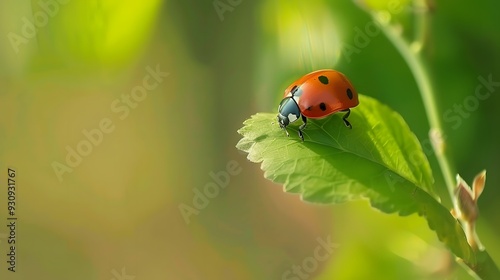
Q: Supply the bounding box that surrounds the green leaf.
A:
[238,94,436,205]
[236,94,500,278]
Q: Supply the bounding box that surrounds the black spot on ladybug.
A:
[347,88,353,100]
[319,103,327,111]
[318,76,329,85]
[306,106,312,111]
[291,85,298,95]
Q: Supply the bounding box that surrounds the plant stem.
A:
[367,8,500,280]
[371,12,456,202]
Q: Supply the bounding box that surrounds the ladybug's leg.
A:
[277,115,290,137]
[298,115,307,141]
[342,109,352,129]
[283,127,290,137]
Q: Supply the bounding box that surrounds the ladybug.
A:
[277,69,359,141]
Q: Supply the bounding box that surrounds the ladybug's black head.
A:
[277,97,301,135]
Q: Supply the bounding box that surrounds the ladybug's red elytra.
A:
[277,69,359,141]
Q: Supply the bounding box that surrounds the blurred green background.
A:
[0,0,499,279]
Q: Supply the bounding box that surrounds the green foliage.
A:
[236,95,500,279]
[237,95,435,205]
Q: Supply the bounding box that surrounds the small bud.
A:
[453,172,486,251]
[454,175,477,223]
[472,170,486,202]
